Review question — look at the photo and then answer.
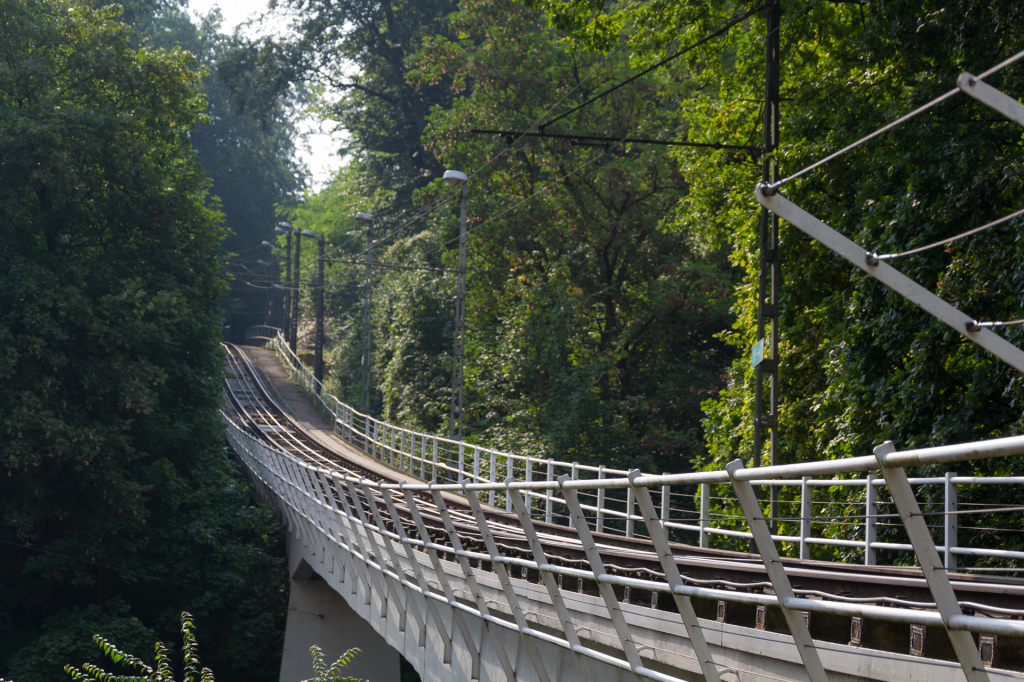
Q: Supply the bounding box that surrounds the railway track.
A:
[221,342,1024,659]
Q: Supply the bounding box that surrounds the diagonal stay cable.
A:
[768,47,1024,190]
[870,206,1024,263]
[538,2,767,132]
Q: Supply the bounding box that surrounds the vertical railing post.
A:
[506,456,514,512]
[488,450,496,507]
[800,476,811,560]
[596,465,606,533]
[524,458,533,517]
[945,471,958,571]
[432,438,438,483]
[865,474,877,566]
[699,482,710,549]
[661,475,670,528]
[397,428,405,471]
[457,441,465,484]
[389,426,395,467]
[473,446,480,496]
[626,486,635,538]
[420,435,427,480]
[545,459,554,525]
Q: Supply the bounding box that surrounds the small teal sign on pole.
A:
[752,338,765,368]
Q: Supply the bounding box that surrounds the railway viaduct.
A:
[223,332,1024,682]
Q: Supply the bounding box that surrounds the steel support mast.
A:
[448,174,469,440]
[356,213,374,414]
[754,0,781,475]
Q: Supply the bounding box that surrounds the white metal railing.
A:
[245,324,281,342]
[225,411,1024,682]
[259,328,1024,570]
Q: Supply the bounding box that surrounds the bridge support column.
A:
[280,533,400,682]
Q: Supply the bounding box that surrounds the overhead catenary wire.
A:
[767,46,1024,190]
[421,141,624,259]
[289,9,668,277]
[536,2,768,132]
[293,5,770,278]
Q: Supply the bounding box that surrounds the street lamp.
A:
[443,170,468,440]
[355,212,373,413]
[274,223,293,344]
[289,222,301,354]
[299,229,326,388]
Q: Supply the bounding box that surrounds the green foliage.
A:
[142,7,305,342]
[221,0,456,218]
[0,0,288,678]
[535,0,1024,559]
[403,0,735,471]
[304,645,362,682]
[63,612,214,682]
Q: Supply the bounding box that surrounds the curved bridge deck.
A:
[223,340,1024,682]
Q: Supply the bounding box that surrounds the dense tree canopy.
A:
[0,1,287,678]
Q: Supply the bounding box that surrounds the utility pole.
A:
[356,212,374,413]
[275,224,292,342]
[260,242,275,327]
[753,0,782,526]
[308,231,326,389]
[444,170,468,441]
[291,224,301,354]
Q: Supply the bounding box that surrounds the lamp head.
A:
[443,170,467,186]
[301,229,318,239]
[355,212,373,224]
[261,240,273,247]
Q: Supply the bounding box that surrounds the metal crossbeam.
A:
[628,471,723,682]
[754,188,1024,373]
[462,489,554,682]
[726,459,830,682]
[958,72,1024,127]
[874,442,990,682]
[506,485,595,680]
